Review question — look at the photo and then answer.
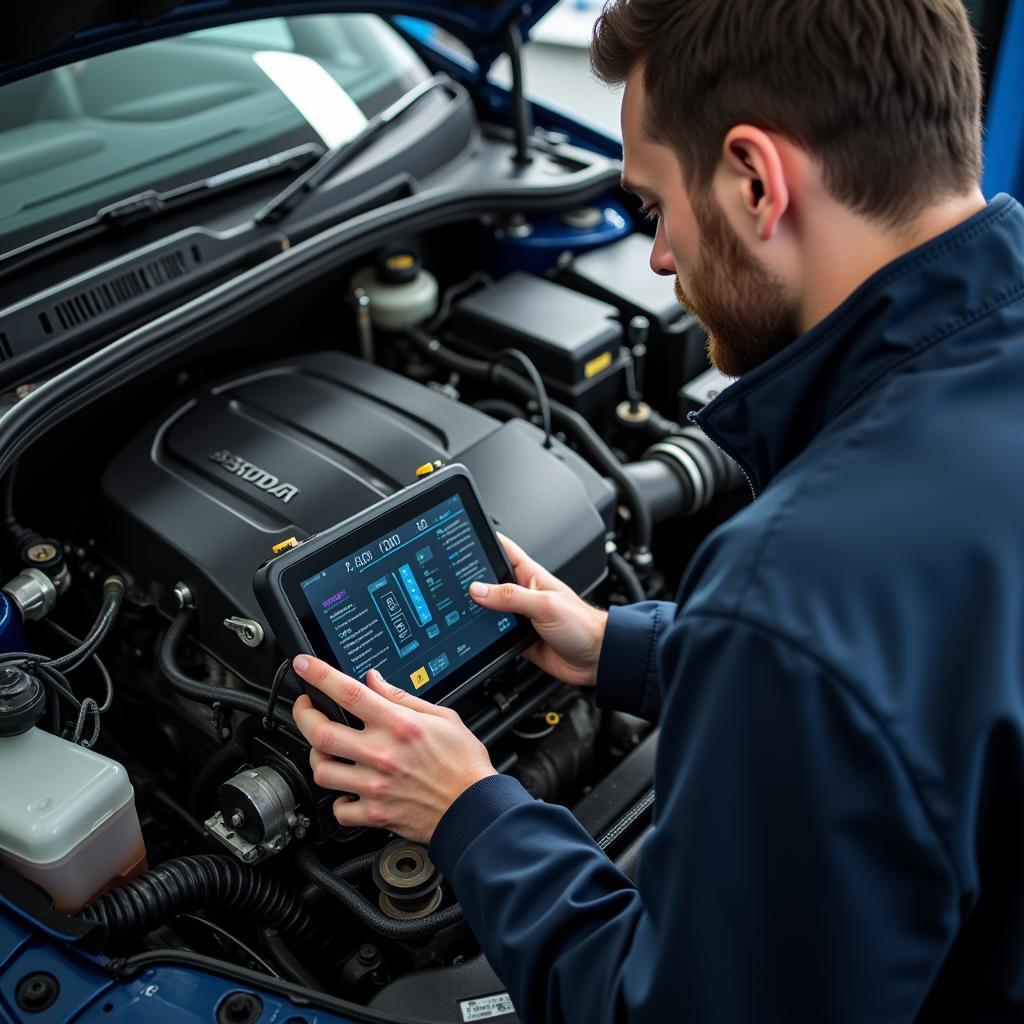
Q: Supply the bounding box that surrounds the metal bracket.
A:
[223,616,265,648]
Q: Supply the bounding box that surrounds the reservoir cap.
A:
[0,666,45,737]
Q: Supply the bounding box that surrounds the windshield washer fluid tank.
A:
[0,727,146,912]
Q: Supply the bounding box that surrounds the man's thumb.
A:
[470,580,544,618]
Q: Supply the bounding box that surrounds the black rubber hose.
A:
[299,849,379,904]
[50,577,124,673]
[79,854,328,950]
[532,392,653,554]
[294,847,464,940]
[260,927,323,989]
[608,550,647,604]
[406,328,653,553]
[158,609,295,731]
[473,398,528,421]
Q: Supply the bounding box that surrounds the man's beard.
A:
[674,193,800,378]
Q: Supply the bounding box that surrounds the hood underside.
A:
[1,0,560,83]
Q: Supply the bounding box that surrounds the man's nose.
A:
[649,222,676,276]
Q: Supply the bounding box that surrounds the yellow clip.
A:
[584,350,613,380]
[272,537,298,554]
[415,462,435,478]
[545,711,561,727]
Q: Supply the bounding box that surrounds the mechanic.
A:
[293,0,1024,1020]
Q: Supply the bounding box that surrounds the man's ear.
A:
[720,125,790,241]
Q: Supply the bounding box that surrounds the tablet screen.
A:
[293,488,521,701]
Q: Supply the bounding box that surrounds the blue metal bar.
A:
[983,0,1024,199]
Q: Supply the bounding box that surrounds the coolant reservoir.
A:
[349,243,438,331]
[0,727,146,911]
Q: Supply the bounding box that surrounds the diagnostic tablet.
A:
[255,465,534,715]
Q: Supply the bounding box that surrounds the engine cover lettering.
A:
[209,449,299,504]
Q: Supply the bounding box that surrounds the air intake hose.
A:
[625,426,744,522]
[79,854,325,950]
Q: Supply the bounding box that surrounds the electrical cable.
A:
[490,348,552,448]
[45,618,114,711]
[608,550,647,603]
[179,914,281,979]
[0,576,123,746]
[263,658,291,729]
[405,327,653,554]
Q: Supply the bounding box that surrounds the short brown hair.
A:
[592,0,982,226]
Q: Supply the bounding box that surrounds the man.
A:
[293,0,1024,1019]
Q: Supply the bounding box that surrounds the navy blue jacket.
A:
[430,195,1024,1022]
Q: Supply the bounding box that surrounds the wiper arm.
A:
[255,74,451,225]
[0,143,323,281]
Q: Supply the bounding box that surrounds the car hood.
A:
[0,0,562,83]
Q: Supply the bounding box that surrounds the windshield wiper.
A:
[255,74,451,225]
[0,143,323,281]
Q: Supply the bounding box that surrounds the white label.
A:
[459,992,515,1022]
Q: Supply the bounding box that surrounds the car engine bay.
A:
[0,154,746,1019]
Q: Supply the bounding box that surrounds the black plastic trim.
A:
[0,148,620,479]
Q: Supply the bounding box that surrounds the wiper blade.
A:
[0,143,323,280]
[255,74,451,225]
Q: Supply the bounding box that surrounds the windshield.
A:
[0,15,428,245]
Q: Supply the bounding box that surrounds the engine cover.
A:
[99,353,612,689]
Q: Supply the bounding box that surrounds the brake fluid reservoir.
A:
[0,726,146,911]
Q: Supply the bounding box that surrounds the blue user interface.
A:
[299,493,516,698]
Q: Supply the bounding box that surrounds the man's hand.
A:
[291,657,496,844]
[469,533,608,687]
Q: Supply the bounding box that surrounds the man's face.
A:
[619,71,800,377]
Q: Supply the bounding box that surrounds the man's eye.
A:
[640,205,661,223]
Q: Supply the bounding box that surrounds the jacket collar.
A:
[691,194,1024,495]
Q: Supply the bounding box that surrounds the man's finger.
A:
[365,668,453,718]
[293,697,370,760]
[332,794,387,830]
[469,578,554,620]
[292,655,393,726]
[309,749,376,794]
[496,532,568,593]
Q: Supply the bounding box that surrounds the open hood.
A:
[0,0,562,83]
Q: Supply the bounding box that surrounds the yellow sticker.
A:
[410,667,430,689]
[584,350,613,379]
[386,253,415,271]
[272,536,298,554]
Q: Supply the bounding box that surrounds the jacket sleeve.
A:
[593,601,677,722]
[429,612,961,1024]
